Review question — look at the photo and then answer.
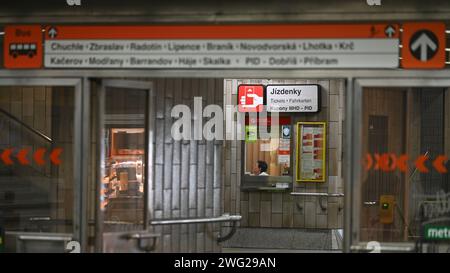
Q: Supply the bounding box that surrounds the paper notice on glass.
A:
[279,139,290,151]
[260,143,271,151]
[278,148,291,167]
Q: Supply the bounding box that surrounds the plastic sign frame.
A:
[266,84,321,113]
[296,122,327,183]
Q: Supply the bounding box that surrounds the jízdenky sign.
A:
[266,85,320,113]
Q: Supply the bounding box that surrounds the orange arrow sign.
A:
[415,154,429,173]
[376,153,395,172]
[432,155,448,174]
[387,154,397,171]
[1,148,14,165]
[396,154,409,173]
[373,154,381,170]
[17,148,30,165]
[365,154,373,170]
[50,148,63,165]
[34,148,46,165]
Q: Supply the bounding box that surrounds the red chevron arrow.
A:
[34,148,46,166]
[396,154,409,173]
[376,153,393,172]
[365,154,373,170]
[387,154,397,171]
[373,154,381,170]
[1,148,13,165]
[415,154,429,173]
[17,148,30,165]
[433,155,448,174]
[50,148,63,165]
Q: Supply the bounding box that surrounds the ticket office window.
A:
[243,115,293,190]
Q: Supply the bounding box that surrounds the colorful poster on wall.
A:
[296,122,326,182]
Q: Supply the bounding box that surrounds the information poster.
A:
[296,122,326,182]
[278,129,291,166]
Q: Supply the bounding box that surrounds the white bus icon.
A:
[9,43,37,58]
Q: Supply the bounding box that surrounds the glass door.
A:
[93,80,157,253]
[0,78,83,253]
[349,79,450,253]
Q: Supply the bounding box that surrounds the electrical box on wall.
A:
[379,195,395,224]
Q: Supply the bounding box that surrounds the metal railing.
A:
[291,192,344,197]
[0,107,52,143]
[18,234,73,242]
[151,214,242,243]
[150,214,242,225]
[291,192,344,211]
[350,243,416,253]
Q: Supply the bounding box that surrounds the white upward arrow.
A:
[385,26,395,38]
[48,28,57,39]
[411,33,437,62]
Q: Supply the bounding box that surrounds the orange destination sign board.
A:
[42,24,400,69]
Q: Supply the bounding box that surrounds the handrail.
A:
[123,231,160,252]
[151,214,242,244]
[0,107,52,143]
[290,192,344,197]
[125,233,160,240]
[350,244,416,253]
[150,214,242,225]
[291,192,344,212]
[18,235,73,242]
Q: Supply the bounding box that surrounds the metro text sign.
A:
[424,226,450,241]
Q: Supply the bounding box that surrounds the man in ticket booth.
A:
[253,160,269,176]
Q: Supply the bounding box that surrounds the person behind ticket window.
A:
[253,160,269,176]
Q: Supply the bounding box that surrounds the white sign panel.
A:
[44,39,399,68]
[266,85,320,112]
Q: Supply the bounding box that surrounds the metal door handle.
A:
[123,232,160,252]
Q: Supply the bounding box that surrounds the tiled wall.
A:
[150,78,224,252]
[223,79,345,230]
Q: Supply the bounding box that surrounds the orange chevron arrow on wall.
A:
[17,148,30,165]
[1,148,13,165]
[432,155,448,174]
[33,148,46,166]
[364,154,373,170]
[50,148,63,165]
[396,154,409,173]
[414,155,429,173]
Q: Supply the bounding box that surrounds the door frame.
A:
[0,77,86,252]
[349,78,450,252]
[95,79,154,252]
